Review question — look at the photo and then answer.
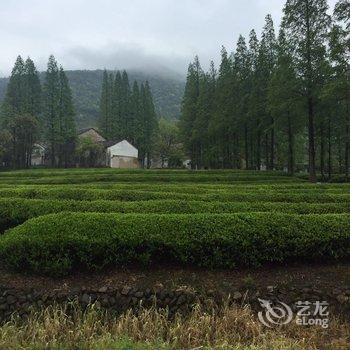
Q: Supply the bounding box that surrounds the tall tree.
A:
[328,1,350,178]
[283,0,331,182]
[58,67,76,167]
[248,30,261,169]
[23,58,41,117]
[258,15,277,169]
[1,56,42,168]
[179,56,202,169]
[214,47,235,168]
[98,70,112,139]
[1,56,26,121]
[140,81,158,168]
[268,29,302,175]
[43,55,60,166]
[234,36,250,169]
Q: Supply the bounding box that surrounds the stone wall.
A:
[0,284,349,321]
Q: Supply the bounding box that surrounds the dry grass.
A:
[0,303,348,350]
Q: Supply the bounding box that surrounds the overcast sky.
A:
[0,0,338,78]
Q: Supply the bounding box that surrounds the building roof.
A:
[104,139,137,149]
[78,127,102,136]
[102,140,122,148]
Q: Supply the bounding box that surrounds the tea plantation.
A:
[0,169,349,276]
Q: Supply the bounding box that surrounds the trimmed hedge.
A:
[1,187,350,203]
[0,212,349,276]
[5,182,349,193]
[0,169,291,178]
[0,169,300,185]
[1,198,350,232]
[0,175,299,185]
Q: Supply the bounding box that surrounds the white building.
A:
[106,140,139,169]
[31,143,46,166]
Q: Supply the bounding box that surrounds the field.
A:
[0,168,349,276]
[0,169,349,349]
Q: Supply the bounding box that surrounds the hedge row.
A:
[1,198,350,232]
[0,169,290,178]
[0,212,349,276]
[0,174,299,185]
[1,187,350,203]
[4,182,348,194]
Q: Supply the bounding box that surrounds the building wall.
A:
[107,140,138,158]
[110,156,139,169]
[31,156,44,166]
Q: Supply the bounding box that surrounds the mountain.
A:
[0,69,185,128]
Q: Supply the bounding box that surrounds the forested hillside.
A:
[0,69,185,128]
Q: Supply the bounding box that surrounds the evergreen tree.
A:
[214,47,234,168]
[120,70,131,138]
[234,35,251,169]
[1,56,41,168]
[23,58,41,117]
[334,0,350,30]
[283,0,331,182]
[259,15,277,169]
[268,29,302,175]
[43,56,76,167]
[328,3,350,178]
[178,0,348,179]
[196,61,216,168]
[97,70,158,166]
[43,55,60,166]
[130,81,141,145]
[1,56,26,121]
[98,70,112,138]
[248,30,261,169]
[111,71,122,139]
[141,81,158,168]
[179,56,202,168]
[58,67,76,167]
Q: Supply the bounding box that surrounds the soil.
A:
[0,262,349,294]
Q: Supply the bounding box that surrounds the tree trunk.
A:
[270,117,275,170]
[320,122,325,180]
[244,124,249,170]
[308,97,317,182]
[256,120,261,170]
[249,131,254,169]
[345,118,349,181]
[287,113,294,175]
[305,0,316,183]
[328,117,332,180]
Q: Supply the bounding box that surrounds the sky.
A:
[0,0,338,78]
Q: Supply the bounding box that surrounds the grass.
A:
[0,303,349,350]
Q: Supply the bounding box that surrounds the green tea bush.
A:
[0,169,299,185]
[0,212,349,276]
[1,198,350,232]
[1,187,350,203]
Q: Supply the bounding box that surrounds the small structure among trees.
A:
[76,128,139,168]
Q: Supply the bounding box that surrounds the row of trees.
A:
[1,61,162,169]
[180,0,349,181]
[99,70,158,166]
[0,55,76,168]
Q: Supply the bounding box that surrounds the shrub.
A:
[1,187,350,203]
[0,212,349,276]
[1,198,350,233]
